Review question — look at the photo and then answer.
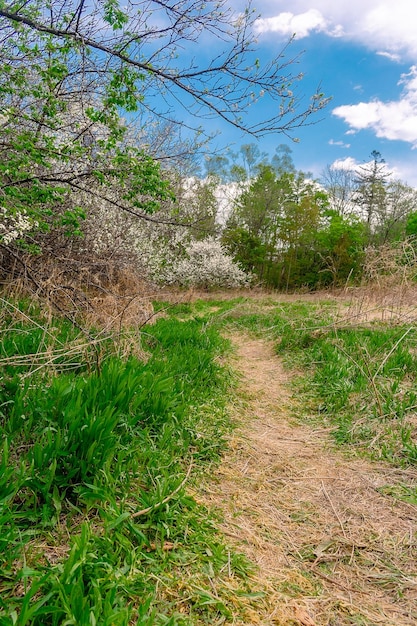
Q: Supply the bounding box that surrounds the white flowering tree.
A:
[76,172,250,288]
[156,238,249,288]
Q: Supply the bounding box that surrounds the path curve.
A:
[199,333,417,625]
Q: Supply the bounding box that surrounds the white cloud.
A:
[360,2,416,59]
[389,159,417,186]
[377,51,401,63]
[332,66,417,147]
[254,1,417,60]
[254,8,346,39]
[254,9,329,38]
[329,139,351,148]
[331,156,406,181]
[330,157,360,172]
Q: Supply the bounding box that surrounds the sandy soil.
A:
[198,334,417,625]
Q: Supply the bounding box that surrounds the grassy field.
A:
[1,290,417,624]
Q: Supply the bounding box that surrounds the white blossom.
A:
[0,208,35,244]
[156,238,249,288]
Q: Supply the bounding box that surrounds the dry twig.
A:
[132,462,193,519]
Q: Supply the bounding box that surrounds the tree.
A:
[206,143,296,183]
[316,210,365,286]
[222,165,328,289]
[276,173,327,289]
[228,144,269,182]
[0,1,328,139]
[371,180,417,244]
[0,12,173,251]
[321,164,356,216]
[160,238,249,288]
[271,144,296,175]
[354,151,391,234]
[222,164,282,281]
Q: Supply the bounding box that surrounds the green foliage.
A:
[222,226,268,275]
[103,0,129,29]
[0,5,172,249]
[214,147,417,291]
[405,211,417,237]
[316,209,366,286]
[223,166,338,289]
[0,298,253,624]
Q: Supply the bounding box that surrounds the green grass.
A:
[276,322,417,466]
[3,292,417,623]
[0,299,254,625]
[195,294,417,469]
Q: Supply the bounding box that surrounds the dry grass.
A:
[1,252,160,330]
[196,334,417,625]
[3,257,166,366]
[332,241,417,327]
[0,258,161,368]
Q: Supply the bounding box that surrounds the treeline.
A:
[212,146,417,290]
[4,121,417,295]
[0,1,416,294]
[0,0,328,300]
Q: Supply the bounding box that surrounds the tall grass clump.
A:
[0,298,253,625]
[273,310,417,467]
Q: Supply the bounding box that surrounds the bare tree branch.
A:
[0,0,328,137]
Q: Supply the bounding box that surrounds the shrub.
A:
[157,237,249,288]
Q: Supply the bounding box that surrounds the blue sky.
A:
[201,0,417,185]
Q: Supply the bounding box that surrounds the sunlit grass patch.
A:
[271,312,417,467]
[0,298,255,624]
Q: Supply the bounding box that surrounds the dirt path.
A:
[199,334,417,625]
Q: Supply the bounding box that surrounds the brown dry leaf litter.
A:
[197,334,417,626]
